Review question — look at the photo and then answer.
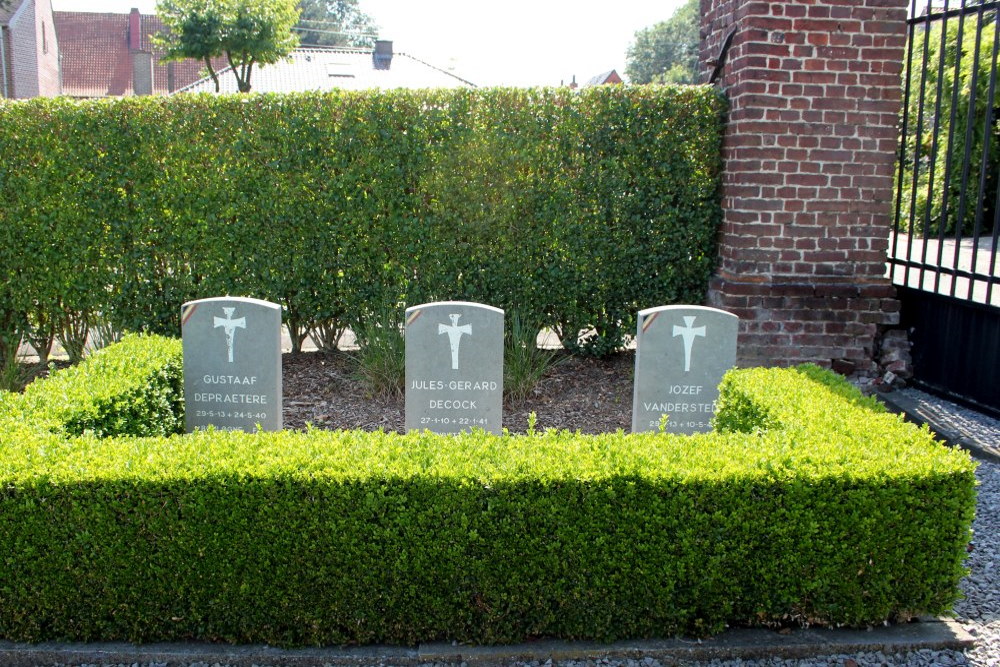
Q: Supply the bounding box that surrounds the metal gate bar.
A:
[892,0,1000,308]
[892,1,1000,414]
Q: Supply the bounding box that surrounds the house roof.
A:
[53,10,217,97]
[175,46,476,94]
[585,70,622,87]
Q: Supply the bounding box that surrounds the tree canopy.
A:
[625,0,700,85]
[155,0,300,93]
[295,0,377,48]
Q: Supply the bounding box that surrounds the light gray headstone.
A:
[631,305,738,434]
[405,301,503,434]
[182,296,282,433]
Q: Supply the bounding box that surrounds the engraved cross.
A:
[438,313,472,370]
[214,307,246,363]
[673,315,706,373]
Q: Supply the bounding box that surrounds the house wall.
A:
[4,0,59,98]
[34,0,60,95]
[7,0,39,98]
[699,0,908,373]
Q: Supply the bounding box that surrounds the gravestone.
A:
[182,296,282,433]
[405,301,503,434]
[631,305,738,434]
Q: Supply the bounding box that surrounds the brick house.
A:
[1,0,61,98]
[53,8,220,97]
[584,69,623,86]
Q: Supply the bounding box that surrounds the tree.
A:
[156,0,300,93]
[625,0,700,85]
[295,0,376,48]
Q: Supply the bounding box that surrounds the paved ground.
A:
[0,619,974,667]
[880,387,1000,463]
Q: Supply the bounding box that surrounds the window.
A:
[326,62,355,78]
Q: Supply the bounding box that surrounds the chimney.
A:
[132,51,153,95]
[373,40,392,70]
[568,74,578,90]
[128,8,141,51]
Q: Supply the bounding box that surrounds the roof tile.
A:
[53,10,219,97]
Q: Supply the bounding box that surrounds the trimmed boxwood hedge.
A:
[5,334,183,437]
[0,338,977,646]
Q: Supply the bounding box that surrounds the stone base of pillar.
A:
[707,275,899,373]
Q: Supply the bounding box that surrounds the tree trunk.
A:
[204,57,220,92]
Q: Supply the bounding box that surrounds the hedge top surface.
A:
[5,334,183,436]
[0,366,974,486]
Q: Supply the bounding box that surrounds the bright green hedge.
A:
[4,334,183,437]
[0,86,725,357]
[0,343,977,646]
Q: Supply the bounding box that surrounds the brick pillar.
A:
[700,0,907,373]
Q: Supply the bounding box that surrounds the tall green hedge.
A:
[0,337,978,646]
[0,87,724,357]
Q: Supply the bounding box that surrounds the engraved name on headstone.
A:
[405,301,503,434]
[182,296,282,433]
[631,305,738,435]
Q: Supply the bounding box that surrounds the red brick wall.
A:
[700,0,907,372]
[35,0,61,96]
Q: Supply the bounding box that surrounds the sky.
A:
[50,0,686,87]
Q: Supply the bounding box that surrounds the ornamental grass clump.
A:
[349,305,406,398]
[503,313,564,404]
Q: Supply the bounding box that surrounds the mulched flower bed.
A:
[281,350,635,434]
[9,349,636,434]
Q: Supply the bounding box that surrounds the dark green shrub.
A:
[897,18,999,237]
[0,361,976,646]
[0,87,725,355]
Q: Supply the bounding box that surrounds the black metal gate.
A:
[892,0,1000,416]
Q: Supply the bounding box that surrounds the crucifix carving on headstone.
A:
[673,315,706,373]
[214,307,246,363]
[438,313,472,370]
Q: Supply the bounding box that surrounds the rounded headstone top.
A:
[637,304,737,320]
[181,296,283,433]
[183,296,282,311]
[406,301,505,316]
